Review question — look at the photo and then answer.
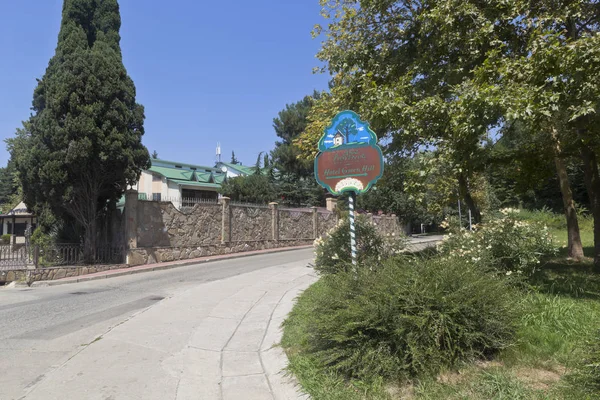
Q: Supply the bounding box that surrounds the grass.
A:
[282,225,600,400]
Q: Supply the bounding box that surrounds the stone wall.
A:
[127,239,313,265]
[0,264,126,284]
[317,210,337,235]
[230,205,271,241]
[279,209,314,240]
[122,191,405,267]
[372,214,401,236]
[137,202,222,248]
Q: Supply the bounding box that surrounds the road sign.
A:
[314,110,384,266]
[314,110,384,195]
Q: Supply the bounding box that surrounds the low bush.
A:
[1,234,11,244]
[438,208,558,277]
[286,256,521,382]
[313,216,406,274]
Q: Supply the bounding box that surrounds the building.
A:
[333,131,345,146]
[215,161,259,178]
[0,201,37,244]
[132,159,227,208]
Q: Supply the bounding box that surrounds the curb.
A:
[30,245,313,288]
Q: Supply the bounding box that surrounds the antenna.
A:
[216,142,221,162]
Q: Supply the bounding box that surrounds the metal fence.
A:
[0,245,31,270]
[37,244,125,267]
[139,195,219,210]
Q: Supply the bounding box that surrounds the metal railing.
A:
[0,245,30,270]
[37,244,125,267]
[139,195,219,209]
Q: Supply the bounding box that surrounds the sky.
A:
[0,0,331,168]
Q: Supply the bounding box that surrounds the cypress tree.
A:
[9,0,149,260]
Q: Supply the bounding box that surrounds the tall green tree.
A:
[8,0,149,260]
[272,91,320,178]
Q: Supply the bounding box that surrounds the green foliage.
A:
[151,150,158,159]
[285,257,521,383]
[313,215,402,275]
[567,330,600,398]
[1,234,11,245]
[8,0,149,254]
[219,173,275,204]
[438,209,558,277]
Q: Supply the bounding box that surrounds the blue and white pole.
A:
[348,191,357,266]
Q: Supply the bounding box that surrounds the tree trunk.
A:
[458,174,482,224]
[83,199,98,264]
[579,143,600,271]
[551,128,584,260]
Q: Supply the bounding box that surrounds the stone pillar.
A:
[367,213,374,225]
[220,197,231,244]
[311,207,318,239]
[326,197,338,212]
[391,214,397,234]
[269,202,279,241]
[124,190,139,250]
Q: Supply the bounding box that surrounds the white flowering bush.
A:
[437,208,558,277]
[314,216,406,275]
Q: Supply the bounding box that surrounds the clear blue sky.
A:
[0,0,330,168]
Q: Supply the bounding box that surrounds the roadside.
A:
[4,236,440,289]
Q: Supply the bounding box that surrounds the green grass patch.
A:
[283,223,600,399]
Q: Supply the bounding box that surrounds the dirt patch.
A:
[514,366,564,390]
[387,383,415,399]
[437,370,466,385]
[474,360,504,369]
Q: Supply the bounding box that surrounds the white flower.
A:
[506,271,513,276]
[332,253,339,260]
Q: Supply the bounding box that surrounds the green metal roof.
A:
[195,172,213,183]
[149,166,194,180]
[219,162,260,176]
[152,158,220,173]
[213,174,226,184]
[173,180,221,189]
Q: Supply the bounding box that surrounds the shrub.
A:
[30,228,59,267]
[313,216,406,274]
[437,208,558,277]
[1,234,11,244]
[289,256,521,382]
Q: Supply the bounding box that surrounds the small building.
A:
[132,159,227,208]
[333,132,345,146]
[215,161,259,178]
[0,202,37,244]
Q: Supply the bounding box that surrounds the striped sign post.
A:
[348,191,357,266]
[314,111,384,269]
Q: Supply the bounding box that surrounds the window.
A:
[152,193,162,202]
[7,223,27,236]
[152,174,161,182]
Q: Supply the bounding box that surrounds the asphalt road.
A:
[0,248,315,400]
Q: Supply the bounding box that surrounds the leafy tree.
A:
[8,0,149,261]
[473,1,600,264]
[271,92,320,178]
[0,157,19,212]
[219,174,275,204]
[296,0,526,223]
[300,1,596,260]
[151,150,158,159]
[337,118,358,143]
